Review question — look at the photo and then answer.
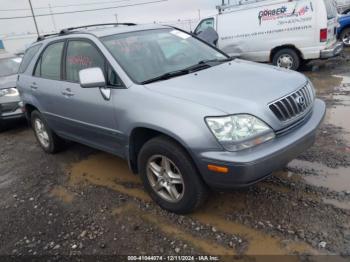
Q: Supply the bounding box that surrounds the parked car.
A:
[17,24,326,214]
[0,52,23,131]
[195,0,343,70]
[335,0,350,14]
[338,14,350,46]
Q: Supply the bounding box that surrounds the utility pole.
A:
[115,14,119,23]
[28,0,40,36]
[198,9,201,20]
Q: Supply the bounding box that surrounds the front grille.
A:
[269,83,314,122]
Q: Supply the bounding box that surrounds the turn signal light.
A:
[207,164,229,174]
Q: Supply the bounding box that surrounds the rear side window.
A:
[66,40,105,83]
[18,44,42,73]
[35,42,64,80]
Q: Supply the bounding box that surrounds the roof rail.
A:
[37,32,62,42]
[37,23,136,42]
[59,23,137,34]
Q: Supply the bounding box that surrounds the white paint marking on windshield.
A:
[170,30,191,40]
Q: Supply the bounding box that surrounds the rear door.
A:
[55,39,124,154]
[30,41,66,130]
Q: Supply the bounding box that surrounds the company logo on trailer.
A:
[258,6,287,25]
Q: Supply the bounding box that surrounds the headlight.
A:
[0,88,19,97]
[206,114,275,151]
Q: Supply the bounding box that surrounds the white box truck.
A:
[194,0,343,70]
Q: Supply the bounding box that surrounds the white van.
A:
[194,0,343,70]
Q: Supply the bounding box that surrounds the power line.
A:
[0,0,133,12]
[0,0,168,20]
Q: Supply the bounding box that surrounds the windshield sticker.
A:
[170,30,191,39]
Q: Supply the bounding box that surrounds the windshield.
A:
[101,28,227,84]
[0,57,22,77]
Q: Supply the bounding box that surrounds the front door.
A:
[55,39,124,155]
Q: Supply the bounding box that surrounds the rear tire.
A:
[340,28,350,47]
[272,48,301,70]
[31,110,65,154]
[138,136,208,214]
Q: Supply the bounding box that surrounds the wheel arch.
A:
[270,44,304,62]
[339,25,350,37]
[128,126,198,175]
[24,103,39,125]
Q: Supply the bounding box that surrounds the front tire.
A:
[31,110,64,154]
[138,136,208,214]
[272,48,300,70]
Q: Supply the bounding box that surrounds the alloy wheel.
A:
[34,118,50,148]
[146,155,185,203]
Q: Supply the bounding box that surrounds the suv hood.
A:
[0,74,17,90]
[145,59,308,129]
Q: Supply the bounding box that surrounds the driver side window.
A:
[65,40,123,87]
[195,18,214,35]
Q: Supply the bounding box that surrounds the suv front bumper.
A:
[196,99,326,188]
[320,42,343,59]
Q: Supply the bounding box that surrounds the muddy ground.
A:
[0,51,350,260]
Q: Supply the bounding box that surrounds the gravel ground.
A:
[0,50,349,259]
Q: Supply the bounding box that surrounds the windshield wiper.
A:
[141,57,233,85]
[141,69,191,84]
[197,57,234,64]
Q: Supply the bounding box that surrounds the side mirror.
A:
[79,67,106,88]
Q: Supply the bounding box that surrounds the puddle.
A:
[288,160,350,192]
[306,74,342,94]
[325,75,350,144]
[68,153,317,255]
[192,211,314,256]
[323,198,350,211]
[50,186,74,203]
[68,153,150,202]
[111,202,234,255]
[326,105,350,144]
[143,213,234,256]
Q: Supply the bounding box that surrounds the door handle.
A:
[30,82,38,90]
[61,88,75,97]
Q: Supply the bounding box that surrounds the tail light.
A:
[320,29,328,42]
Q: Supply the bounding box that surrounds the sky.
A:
[0,0,221,52]
[0,0,219,36]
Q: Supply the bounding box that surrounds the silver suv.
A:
[18,23,326,214]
